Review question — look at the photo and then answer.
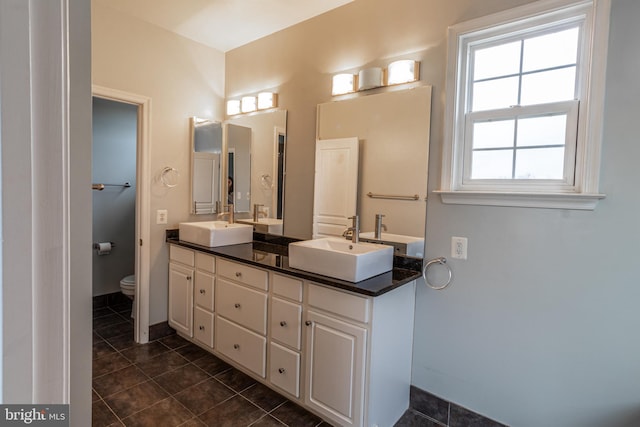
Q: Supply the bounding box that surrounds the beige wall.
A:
[92,1,226,324]
[225,0,537,239]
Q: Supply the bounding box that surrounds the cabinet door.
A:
[168,263,194,337]
[305,310,367,427]
[194,270,215,311]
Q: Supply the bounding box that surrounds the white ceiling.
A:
[98,0,354,52]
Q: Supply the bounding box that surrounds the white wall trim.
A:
[92,85,152,344]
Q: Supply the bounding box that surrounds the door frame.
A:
[92,85,151,344]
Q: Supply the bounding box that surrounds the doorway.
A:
[93,85,151,344]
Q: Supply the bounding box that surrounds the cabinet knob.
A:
[186,276,192,281]
[305,320,312,326]
[278,368,286,374]
[279,321,287,327]
[234,303,241,309]
[233,344,240,350]
[199,325,205,331]
[199,289,205,294]
[235,272,242,278]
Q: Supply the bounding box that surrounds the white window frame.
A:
[437,0,611,210]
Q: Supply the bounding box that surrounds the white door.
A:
[192,152,220,214]
[313,137,359,238]
[305,310,367,427]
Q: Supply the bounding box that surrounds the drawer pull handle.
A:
[199,325,205,331]
[279,321,287,327]
[199,289,205,294]
[233,344,240,350]
[235,272,242,278]
[234,303,241,309]
[305,320,312,326]
[278,368,286,374]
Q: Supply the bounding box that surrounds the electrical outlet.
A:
[156,209,168,225]
[451,236,468,260]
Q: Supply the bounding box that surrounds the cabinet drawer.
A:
[216,316,266,378]
[216,278,267,334]
[193,307,214,348]
[217,259,268,291]
[194,270,215,311]
[170,245,194,267]
[195,252,215,273]
[269,342,300,398]
[271,297,302,350]
[273,274,303,302]
[308,284,370,324]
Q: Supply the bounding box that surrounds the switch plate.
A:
[451,236,468,260]
[156,209,168,225]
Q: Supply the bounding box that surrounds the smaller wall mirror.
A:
[224,110,287,234]
[190,117,223,214]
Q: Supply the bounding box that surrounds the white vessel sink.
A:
[236,218,283,235]
[288,237,394,282]
[179,221,253,247]
[359,232,425,257]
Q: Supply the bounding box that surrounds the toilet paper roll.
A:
[97,242,111,255]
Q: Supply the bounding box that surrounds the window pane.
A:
[472,76,519,111]
[471,150,513,179]
[520,67,576,105]
[473,41,521,80]
[523,27,579,72]
[517,115,567,147]
[473,120,515,149]
[514,147,565,179]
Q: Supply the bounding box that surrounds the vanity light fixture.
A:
[332,73,356,96]
[226,99,241,116]
[358,67,383,91]
[387,60,420,85]
[257,92,277,110]
[241,96,257,113]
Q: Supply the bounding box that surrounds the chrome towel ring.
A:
[423,257,452,290]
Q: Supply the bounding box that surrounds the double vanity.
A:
[167,222,421,427]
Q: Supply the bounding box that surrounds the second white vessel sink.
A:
[179,221,253,247]
[359,232,425,257]
[288,237,394,282]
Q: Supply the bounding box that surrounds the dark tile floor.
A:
[92,303,330,427]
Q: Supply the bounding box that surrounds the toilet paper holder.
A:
[93,242,115,250]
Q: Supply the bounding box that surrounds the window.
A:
[438,0,611,209]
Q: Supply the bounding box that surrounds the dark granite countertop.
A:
[166,232,422,297]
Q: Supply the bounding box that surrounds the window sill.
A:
[434,190,605,210]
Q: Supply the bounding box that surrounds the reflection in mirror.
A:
[225,110,287,235]
[226,123,251,212]
[190,118,223,214]
[316,86,431,249]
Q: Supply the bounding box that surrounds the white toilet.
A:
[120,274,135,299]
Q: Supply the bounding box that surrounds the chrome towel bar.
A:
[367,192,420,201]
[92,182,131,191]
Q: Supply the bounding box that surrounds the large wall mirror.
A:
[190,110,287,234]
[316,86,431,241]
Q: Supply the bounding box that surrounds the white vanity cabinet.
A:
[168,245,195,337]
[304,282,416,427]
[215,259,269,378]
[167,243,416,427]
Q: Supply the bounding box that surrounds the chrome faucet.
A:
[374,213,387,239]
[253,204,266,222]
[218,204,235,223]
[342,215,360,243]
